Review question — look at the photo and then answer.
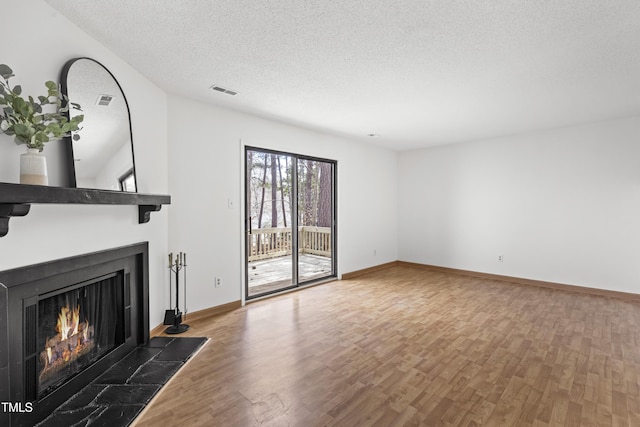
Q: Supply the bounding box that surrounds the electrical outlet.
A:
[498,255,503,263]
[214,277,221,288]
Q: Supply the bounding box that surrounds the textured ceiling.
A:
[44,0,640,150]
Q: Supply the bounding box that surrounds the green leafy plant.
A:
[0,64,84,152]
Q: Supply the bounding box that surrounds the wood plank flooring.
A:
[134,265,640,426]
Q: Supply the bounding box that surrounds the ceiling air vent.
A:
[210,85,238,96]
[96,94,115,106]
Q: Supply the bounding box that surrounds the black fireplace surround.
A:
[0,243,150,427]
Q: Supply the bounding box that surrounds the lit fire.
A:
[39,304,95,382]
[56,305,81,341]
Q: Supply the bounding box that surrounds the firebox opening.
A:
[36,272,125,399]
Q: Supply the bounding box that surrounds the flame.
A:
[46,347,52,364]
[83,321,89,342]
[55,305,81,341]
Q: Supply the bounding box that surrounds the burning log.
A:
[39,304,95,385]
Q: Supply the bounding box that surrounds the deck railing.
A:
[248,226,331,261]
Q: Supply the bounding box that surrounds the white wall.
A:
[167,94,398,310]
[0,1,170,327]
[398,116,640,293]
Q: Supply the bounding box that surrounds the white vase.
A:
[20,148,48,185]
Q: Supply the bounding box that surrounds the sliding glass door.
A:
[245,147,336,299]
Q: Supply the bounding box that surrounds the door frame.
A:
[244,145,337,300]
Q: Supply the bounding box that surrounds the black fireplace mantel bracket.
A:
[139,204,162,224]
[0,183,170,237]
[0,203,31,237]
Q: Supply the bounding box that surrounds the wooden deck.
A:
[247,254,332,296]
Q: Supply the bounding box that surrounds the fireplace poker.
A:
[163,252,174,325]
[183,252,188,320]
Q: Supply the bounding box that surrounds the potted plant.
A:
[0,64,84,185]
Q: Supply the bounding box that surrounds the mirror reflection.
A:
[62,58,136,192]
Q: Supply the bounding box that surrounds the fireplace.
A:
[0,243,149,427]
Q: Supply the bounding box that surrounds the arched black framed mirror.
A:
[61,58,137,192]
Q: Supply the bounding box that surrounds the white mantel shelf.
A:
[0,182,171,237]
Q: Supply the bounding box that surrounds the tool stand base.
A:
[164,323,190,334]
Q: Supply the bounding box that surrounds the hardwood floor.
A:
[134,265,640,426]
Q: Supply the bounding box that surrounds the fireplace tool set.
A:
[164,251,189,334]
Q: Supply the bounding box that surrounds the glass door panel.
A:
[297,159,334,283]
[246,150,294,298]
